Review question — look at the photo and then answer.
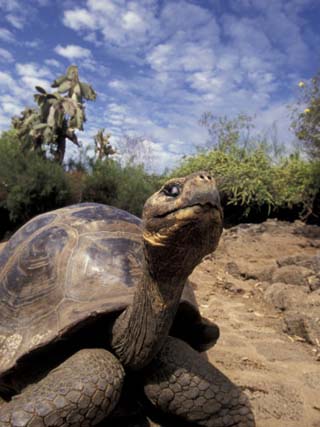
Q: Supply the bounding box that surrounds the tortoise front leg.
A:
[0,349,124,427]
[142,337,255,427]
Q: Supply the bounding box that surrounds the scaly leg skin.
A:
[0,348,124,427]
[142,337,255,427]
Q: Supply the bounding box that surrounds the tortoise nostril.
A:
[199,174,212,181]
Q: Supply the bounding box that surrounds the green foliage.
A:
[11,65,97,164]
[172,144,273,215]
[172,145,319,220]
[291,72,320,158]
[0,129,160,237]
[0,131,70,225]
[82,159,160,217]
[273,155,320,217]
[52,65,96,103]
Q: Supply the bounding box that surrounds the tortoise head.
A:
[142,172,223,278]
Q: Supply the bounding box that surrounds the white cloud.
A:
[0,27,15,42]
[23,40,42,49]
[108,103,128,115]
[108,80,128,91]
[6,13,24,29]
[15,62,52,92]
[0,48,13,62]
[44,58,61,68]
[186,72,225,93]
[0,71,15,88]
[0,0,20,12]
[0,0,49,30]
[160,1,219,40]
[87,0,118,15]
[255,102,293,146]
[122,10,146,31]
[148,41,215,73]
[21,76,51,92]
[54,44,92,59]
[16,63,51,79]
[63,8,96,30]
[63,1,159,52]
[1,94,22,115]
[0,61,57,132]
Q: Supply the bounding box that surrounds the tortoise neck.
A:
[111,260,187,371]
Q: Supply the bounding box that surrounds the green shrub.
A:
[82,159,160,217]
[65,170,87,204]
[82,159,120,206]
[291,72,320,159]
[172,145,319,221]
[0,131,70,226]
[111,164,161,217]
[172,145,274,214]
[273,155,320,217]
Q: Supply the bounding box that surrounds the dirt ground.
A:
[1,219,320,426]
[191,219,320,427]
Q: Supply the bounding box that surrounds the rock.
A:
[227,260,276,282]
[276,254,316,269]
[223,281,245,294]
[308,275,320,292]
[272,265,313,286]
[309,240,320,248]
[299,255,320,271]
[282,311,320,346]
[283,314,313,344]
[283,254,320,272]
[293,223,320,239]
[264,283,307,312]
[225,261,241,277]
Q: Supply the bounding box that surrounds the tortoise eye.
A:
[163,184,180,197]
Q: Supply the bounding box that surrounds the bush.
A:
[82,159,161,217]
[0,131,161,238]
[0,131,70,233]
[171,145,319,224]
[291,72,320,159]
[172,145,274,213]
[273,155,320,218]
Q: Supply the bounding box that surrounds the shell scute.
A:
[0,204,143,375]
[0,226,72,330]
[71,204,141,226]
[65,235,143,304]
[0,213,57,269]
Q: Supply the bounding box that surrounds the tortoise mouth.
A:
[154,202,218,219]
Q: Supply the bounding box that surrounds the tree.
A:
[291,72,320,159]
[94,129,116,160]
[12,65,96,164]
[199,113,255,151]
[116,134,155,171]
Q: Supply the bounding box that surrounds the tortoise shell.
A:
[0,203,199,378]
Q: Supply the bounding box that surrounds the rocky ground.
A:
[1,219,320,426]
[192,219,320,427]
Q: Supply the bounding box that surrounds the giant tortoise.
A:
[0,172,255,426]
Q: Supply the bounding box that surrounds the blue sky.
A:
[0,0,319,171]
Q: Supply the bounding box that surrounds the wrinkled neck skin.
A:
[111,242,193,371]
